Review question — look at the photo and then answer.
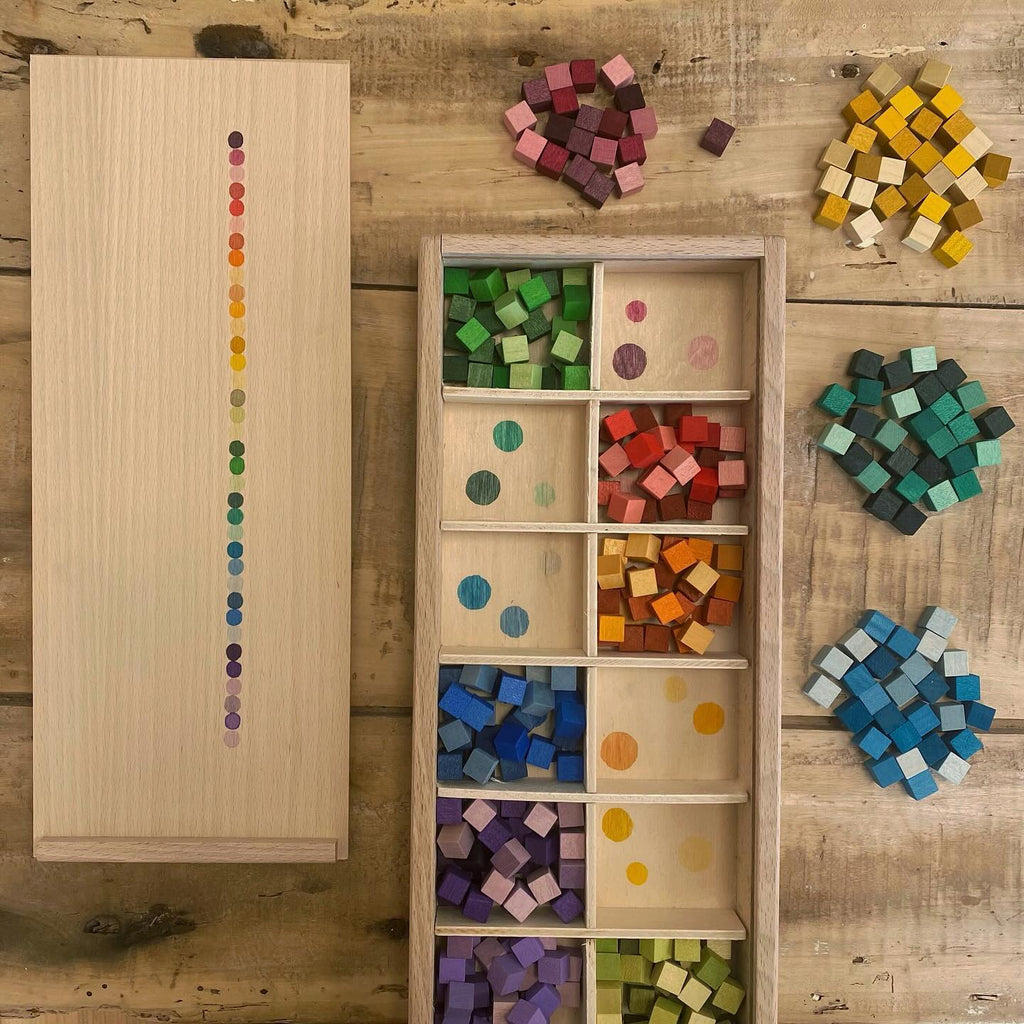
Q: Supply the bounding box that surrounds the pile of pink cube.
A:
[436,797,584,924]
[503,54,655,207]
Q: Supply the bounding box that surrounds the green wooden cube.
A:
[551,330,584,364]
[551,316,578,340]
[712,977,746,1016]
[504,268,532,292]
[628,985,658,1016]
[455,318,490,354]
[468,337,495,363]
[492,365,511,388]
[949,411,979,444]
[924,479,958,511]
[817,383,857,417]
[680,976,712,1011]
[956,380,987,410]
[855,460,891,494]
[874,418,908,452]
[893,470,928,503]
[475,306,505,337]
[694,948,731,990]
[469,267,504,302]
[522,308,552,341]
[673,938,702,964]
[705,939,732,961]
[687,1011,717,1024]
[500,334,530,364]
[539,269,561,297]
[818,422,855,455]
[639,938,674,963]
[622,954,652,986]
[562,266,589,286]
[883,388,922,420]
[945,444,978,476]
[518,275,552,312]
[444,320,462,349]
[447,293,477,323]
[562,365,590,390]
[853,377,884,406]
[619,939,640,954]
[908,407,943,442]
[595,939,619,953]
[510,362,543,389]
[972,438,1001,466]
[651,960,688,996]
[541,364,561,390]
[595,980,622,1013]
[926,426,958,458]
[467,362,493,388]
[952,470,982,500]
[930,391,962,424]
[901,345,937,372]
[494,290,529,329]
[562,284,591,320]
[596,952,623,981]
[649,996,683,1024]
[442,353,469,383]
[443,266,470,295]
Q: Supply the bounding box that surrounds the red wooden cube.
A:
[599,53,635,91]
[603,408,637,441]
[687,499,714,520]
[678,415,709,444]
[537,142,570,180]
[706,597,735,626]
[620,624,645,652]
[570,59,597,93]
[661,447,700,486]
[597,588,622,614]
[719,425,746,452]
[639,464,677,500]
[551,87,580,116]
[608,491,646,523]
[623,431,663,469]
[629,106,659,138]
[599,442,631,477]
[706,422,722,448]
[597,479,621,506]
[618,134,647,165]
[718,459,747,489]
[630,405,659,431]
[658,492,689,521]
[653,425,676,451]
[598,108,629,139]
[644,624,672,652]
[690,467,719,504]
[514,128,548,169]
[627,595,653,621]
[591,136,619,170]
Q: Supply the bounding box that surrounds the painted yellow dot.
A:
[230,407,245,423]
[601,807,633,842]
[626,861,648,885]
[664,675,688,703]
[229,301,246,319]
[600,731,638,771]
[229,266,245,285]
[693,701,725,735]
[230,353,246,371]
[678,836,713,872]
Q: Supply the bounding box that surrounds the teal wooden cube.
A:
[971,438,1002,466]
[510,362,543,389]
[551,330,584,364]
[874,418,908,452]
[455,318,490,354]
[492,365,511,388]
[855,461,891,493]
[926,427,958,459]
[469,267,505,302]
[522,308,552,341]
[443,267,470,295]
[883,388,922,420]
[901,345,937,372]
[505,267,532,291]
[817,383,856,417]
[944,445,978,476]
[819,423,855,455]
[443,353,469,383]
[929,392,962,425]
[518,275,552,312]
[562,284,591,320]
[908,407,943,441]
[951,470,982,501]
[893,470,928,503]
[853,378,884,406]
[562,365,590,390]
[467,362,493,388]
[956,380,987,410]
[539,269,561,297]
[494,290,529,329]
[924,479,958,511]
[949,411,979,444]
[501,335,530,364]
[562,267,589,286]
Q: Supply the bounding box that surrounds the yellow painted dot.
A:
[600,731,638,771]
[626,861,648,885]
[664,675,688,703]
[230,353,246,371]
[229,301,246,319]
[693,701,725,735]
[601,807,633,842]
[679,836,713,872]
[229,266,245,285]
[230,407,245,423]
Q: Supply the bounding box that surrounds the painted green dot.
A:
[227,508,243,525]
[493,419,524,452]
[227,524,243,540]
[229,456,245,475]
[229,440,245,456]
[466,469,500,505]
[534,482,556,507]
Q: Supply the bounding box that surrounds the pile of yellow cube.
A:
[814,58,1011,266]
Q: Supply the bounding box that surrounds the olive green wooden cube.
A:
[467,362,493,388]
[504,268,532,291]
[494,290,529,329]
[712,977,746,1015]
[551,330,584,364]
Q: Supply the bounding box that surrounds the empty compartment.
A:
[444,402,588,523]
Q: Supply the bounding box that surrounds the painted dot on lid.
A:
[223,730,240,748]
[466,470,500,506]
[457,574,491,610]
[228,233,245,251]
[664,675,688,703]
[228,149,245,166]
[230,387,246,405]
[612,343,647,381]
[625,299,648,322]
[227,508,243,525]
[226,660,242,678]
[229,166,245,183]
[626,861,649,885]
[227,592,243,609]
[230,354,246,371]
[226,678,242,695]
[228,558,244,575]
[229,302,246,319]
[229,440,245,456]
[544,551,562,576]
[499,605,530,638]
[226,609,242,626]
[492,420,524,452]
[226,643,242,660]
[225,695,241,713]
[230,336,246,354]
[601,807,633,842]
[229,457,245,475]
[227,492,244,508]
[228,217,245,234]
[688,334,720,370]
[534,482,556,507]
[229,198,245,217]
[228,131,244,148]
[229,182,245,200]
[693,701,725,735]
[227,524,243,541]
[679,835,713,872]
[227,541,243,558]
[226,625,242,644]
[600,731,638,770]
[230,407,245,423]
[228,284,245,302]
[225,711,241,729]
[228,250,245,267]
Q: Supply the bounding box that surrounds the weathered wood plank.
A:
[1,0,1022,301]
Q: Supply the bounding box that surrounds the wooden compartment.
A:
[414,236,783,1024]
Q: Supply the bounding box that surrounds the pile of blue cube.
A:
[803,606,994,800]
[437,665,586,786]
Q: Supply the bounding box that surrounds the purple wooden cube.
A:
[477,816,514,853]
[437,867,472,906]
[441,1010,471,1024]
[461,887,493,924]
[474,936,506,969]
[438,956,467,984]
[575,104,604,134]
[582,171,615,209]
[488,952,526,996]
[564,154,597,192]
[506,817,530,842]
[525,831,559,867]
[558,859,586,890]
[437,797,464,825]
[446,981,475,1013]
[557,802,584,828]
[700,117,736,157]
[447,935,477,958]
[521,76,552,113]
[492,838,531,878]
[501,801,528,817]
[469,975,490,1009]
[538,949,571,985]
[550,889,584,923]
[524,982,561,1018]
[510,935,545,967]
[507,1000,545,1024]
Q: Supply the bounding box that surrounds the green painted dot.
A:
[534,482,556,507]
[493,420,524,452]
[227,524,243,540]
[466,469,500,505]
[230,440,245,456]
[227,508,243,525]
[229,456,245,475]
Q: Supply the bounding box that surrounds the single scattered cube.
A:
[503,100,538,139]
[803,673,843,708]
[900,172,932,207]
[934,229,974,268]
[915,58,951,94]
[521,76,553,113]
[700,117,736,156]
[614,161,645,197]
[887,127,922,160]
[945,198,983,231]
[518,275,551,312]
[978,151,1012,188]
[866,62,903,100]
[882,444,917,477]
[936,750,971,785]
[890,84,923,118]
[599,53,635,91]
[864,488,903,523]
[894,470,928,504]
[564,153,597,192]
[562,283,591,320]
[965,701,996,731]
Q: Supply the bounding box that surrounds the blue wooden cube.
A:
[525,666,551,683]
[859,609,897,642]
[842,662,877,695]
[965,701,995,731]
[938,702,967,733]
[885,625,919,659]
[439,665,463,686]
[885,674,919,708]
[866,754,903,788]
[918,732,950,767]
[916,671,949,704]
[903,770,939,800]
[500,758,529,782]
[905,699,940,737]
[460,664,499,694]
[512,709,547,731]
[556,752,584,782]
[550,666,578,691]
[522,681,555,717]
[860,683,891,715]
[552,702,586,746]
[949,729,983,760]
[438,751,464,781]
[494,720,530,761]
[439,719,474,752]
[527,736,557,770]
[463,747,499,784]
[952,674,981,701]
[476,724,499,755]
[900,652,933,684]
[890,719,923,753]
[855,725,891,759]
[864,645,900,680]
[498,672,528,705]
[835,697,873,733]
[874,702,907,735]
[463,696,495,732]
[439,682,473,719]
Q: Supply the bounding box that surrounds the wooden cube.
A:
[514,128,548,168]
[910,107,943,140]
[597,553,627,589]
[706,597,735,626]
[948,166,987,203]
[846,209,882,245]
[570,58,597,92]
[717,458,748,489]
[628,567,659,598]
[629,106,659,138]
[934,230,973,268]
[914,59,951,95]
[938,110,975,146]
[942,144,975,179]
[873,185,907,220]
[818,138,855,170]
[598,613,625,643]
[601,537,627,556]
[851,152,881,180]
[866,62,903,100]
[877,156,906,185]
[945,199,983,232]
[650,591,686,625]
[613,161,645,197]
[607,491,646,523]
[625,532,662,564]
[662,539,698,573]
[924,163,956,196]
[889,85,923,118]
[599,53,635,91]
[929,84,964,119]
[627,595,652,620]
[715,575,743,602]
[715,544,743,571]
[873,105,907,141]
[699,118,736,156]
[978,152,1011,188]
[590,135,617,170]
[917,192,951,223]
[598,588,622,615]
[503,100,538,139]
[685,560,720,595]
[961,127,993,161]
[907,141,942,176]
[677,620,715,655]
[816,165,851,198]
[845,123,878,152]
[813,194,851,230]
[842,90,882,125]
[543,62,573,91]
[899,172,932,207]
[887,127,921,160]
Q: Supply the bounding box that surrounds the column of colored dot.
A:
[225,130,246,747]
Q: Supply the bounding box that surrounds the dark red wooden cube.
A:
[614,83,646,112]
[570,59,597,93]
[544,113,575,146]
[550,87,580,116]
[598,107,629,139]
[537,141,570,180]
[618,134,647,165]
[700,117,736,157]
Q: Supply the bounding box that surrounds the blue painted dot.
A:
[226,609,243,626]
[500,605,530,638]
[228,558,244,576]
[457,574,492,610]
[227,541,243,558]
[227,592,243,609]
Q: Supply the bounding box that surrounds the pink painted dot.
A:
[688,334,720,370]
[226,678,242,695]
[229,166,245,183]
[625,299,648,323]
[612,343,648,380]
[223,730,240,748]
[229,149,245,166]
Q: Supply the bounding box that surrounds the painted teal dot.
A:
[466,469,500,506]
[228,558,244,575]
[227,508,243,525]
[534,482,556,507]
[500,605,530,638]
[227,541,243,558]
[457,574,492,610]
[229,456,245,475]
[230,440,245,456]
[226,609,242,626]
[493,420,524,452]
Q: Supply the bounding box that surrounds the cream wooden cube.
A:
[846,209,883,246]
[902,216,941,253]
[961,127,993,161]
[818,138,855,171]
[948,166,988,203]
[877,157,906,186]
[816,165,852,197]
[924,163,957,196]
[846,176,878,211]
[866,62,903,100]
[914,58,952,95]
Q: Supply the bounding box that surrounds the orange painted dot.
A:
[228,284,245,301]
[600,731,638,771]
[230,336,246,354]
[664,675,688,703]
[693,702,725,735]
[626,861,649,885]
[230,353,246,371]
[229,182,245,200]
[228,250,244,267]
[228,233,245,250]
[229,199,245,216]
[229,301,246,319]
[601,807,633,842]
[678,836,713,872]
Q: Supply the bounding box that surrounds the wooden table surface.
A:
[1,2,1022,1021]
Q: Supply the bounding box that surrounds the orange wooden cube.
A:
[705,597,735,627]
[598,614,625,643]
[650,591,686,625]
[714,575,743,603]
[688,538,715,564]
[678,620,715,655]
[661,539,698,574]
[715,544,744,572]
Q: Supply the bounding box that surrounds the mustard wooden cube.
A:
[846,176,877,211]
[597,553,626,589]
[887,127,921,160]
[851,152,882,180]
[873,106,908,141]
[934,230,973,267]
[627,566,659,598]
[978,152,1011,187]
[907,141,942,175]
[937,110,975,147]
[961,127,993,161]
[929,84,964,119]
[924,163,956,196]
[624,532,661,564]
[889,85,924,118]
[899,172,931,207]
[914,58,951,95]
[866,62,903,100]
[685,560,720,595]
[942,144,975,178]
[910,107,943,140]
[916,191,951,223]
[945,199,983,232]
[877,157,906,186]
[846,209,882,246]
[843,89,882,125]
[816,166,852,198]
[902,216,941,253]
[818,138,855,170]
[813,194,852,230]
[845,124,877,153]
[873,185,907,220]
[948,166,987,204]
[602,537,627,557]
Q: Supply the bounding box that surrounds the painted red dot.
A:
[229,182,245,200]
[228,232,245,250]
[688,334,720,370]
[229,199,244,216]
[229,149,245,166]
[625,299,648,322]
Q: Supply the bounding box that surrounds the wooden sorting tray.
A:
[412,236,784,1023]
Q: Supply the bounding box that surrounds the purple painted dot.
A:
[224,695,241,712]
[612,343,648,381]
[689,334,720,370]
[226,678,242,695]
[223,730,240,748]
[225,712,241,730]
[625,299,647,322]
[226,660,242,677]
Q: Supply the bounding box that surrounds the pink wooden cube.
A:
[718,459,747,488]
[590,135,619,170]
[523,801,558,836]
[492,837,531,877]
[597,479,621,507]
[544,62,573,92]
[558,802,585,828]
[481,866,516,904]
[567,952,583,983]
[493,1000,517,1024]
[614,161,645,197]
[654,425,676,451]
[527,867,562,905]
[436,822,474,859]
[504,881,539,922]
[475,937,506,969]
[600,53,635,91]
[503,100,538,139]
[608,490,646,524]
[463,798,497,831]
[514,128,548,169]
[557,983,581,1009]
[629,106,659,138]
[559,829,586,860]
[599,442,631,477]
[719,424,747,452]
[661,447,700,486]
[540,937,558,950]
[639,464,677,500]
[558,859,586,890]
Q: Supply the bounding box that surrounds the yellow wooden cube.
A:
[851,153,882,180]
[873,185,907,220]
[916,192,952,223]
[842,89,882,125]
[910,107,943,140]
[938,110,975,147]
[942,144,975,178]
[685,560,720,596]
[813,193,851,230]
[978,152,1011,188]
[945,199,983,232]
[598,614,625,643]
[677,620,715,655]
[624,532,661,564]
[889,85,923,118]
[866,62,903,100]
[907,141,942,175]
[601,537,627,557]
[933,230,973,267]
[899,172,931,208]
[914,58,951,95]
[627,566,659,598]
[887,127,921,160]
[818,138,855,171]
[845,123,877,153]
[873,105,908,142]
[597,553,626,589]
[929,84,964,119]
